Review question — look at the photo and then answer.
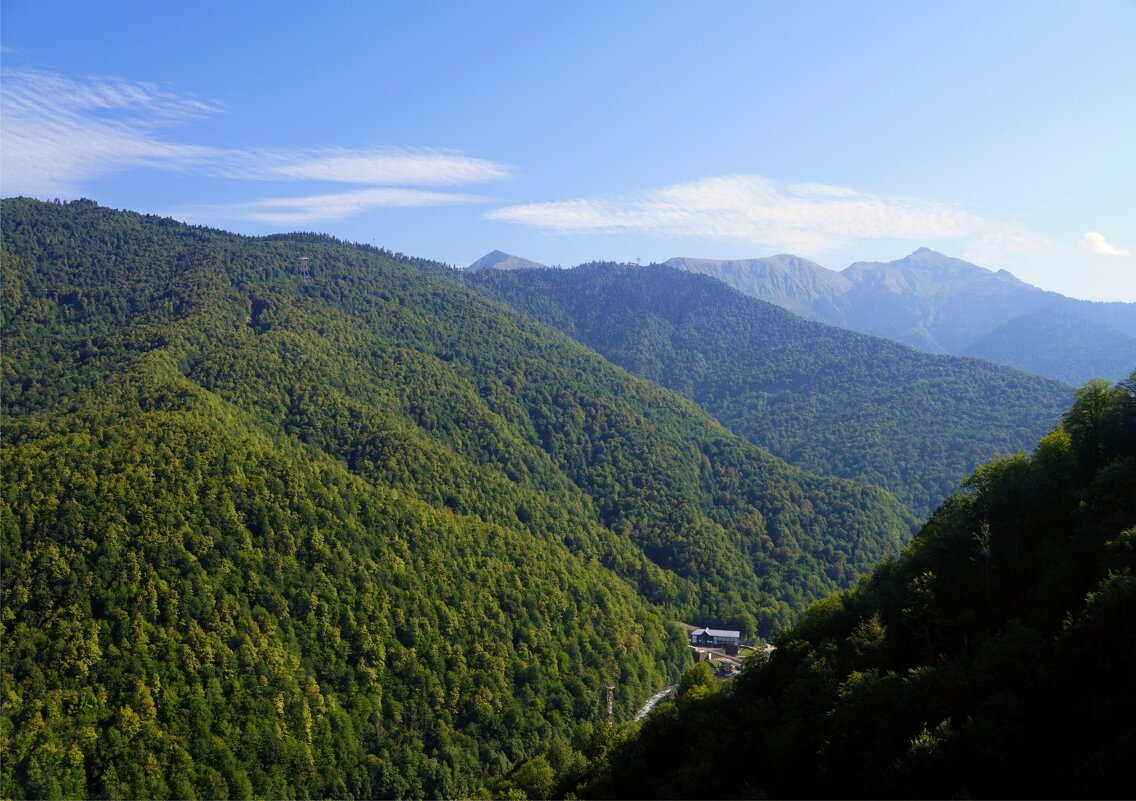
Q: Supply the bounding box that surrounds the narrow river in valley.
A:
[633,686,676,722]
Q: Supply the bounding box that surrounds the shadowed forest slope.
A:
[578,376,1136,800]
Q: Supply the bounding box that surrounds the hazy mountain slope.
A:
[1065,298,1136,338]
[1,199,912,796]
[839,248,1048,353]
[667,247,1135,383]
[473,263,1070,519]
[663,255,849,318]
[583,377,1136,799]
[963,308,1136,385]
[467,249,548,272]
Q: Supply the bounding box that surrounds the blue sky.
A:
[3,1,1134,300]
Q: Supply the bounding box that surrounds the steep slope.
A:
[0,199,912,797]
[467,249,548,272]
[473,262,1070,520]
[663,255,849,318]
[667,247,1136,383]
[582,376,1136,799]
[838,250,1136,380]
[0,368,686,799]
[838,248,1057,353]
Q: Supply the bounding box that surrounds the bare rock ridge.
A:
[466,250,548,272]
[663,255,850,316]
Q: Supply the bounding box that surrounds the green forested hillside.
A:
[0,199,912,797]
[1,367,687,798]
[473,263,1071,519]
[580,376,1136,799]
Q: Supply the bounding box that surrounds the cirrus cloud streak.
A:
[253,149,513,185]
[487,175,1041,256]
[1,68,219,196]
[0,68,512,213]
[228,187,483,225]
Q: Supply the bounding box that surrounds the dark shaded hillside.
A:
[472,263,1070,519]
[581,376,1136,799]
[0,199,911,797]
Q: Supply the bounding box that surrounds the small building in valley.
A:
[689,627,741,649]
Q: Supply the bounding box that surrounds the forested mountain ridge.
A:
[472,262,1070,520]
[666,248,1136,384]
[579,375,1136,799]
[0,198,911,798]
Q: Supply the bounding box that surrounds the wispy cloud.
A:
[961,228,1056,269]
[0,68,511,221]
[1080,231,1131,257]
[486,175,1014,254]
[250,149,514,185]
[1,69,219,196]
[226,187,483,225]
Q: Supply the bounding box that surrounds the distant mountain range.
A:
[665,248,1136,384]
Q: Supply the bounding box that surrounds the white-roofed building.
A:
[689,627,741,648]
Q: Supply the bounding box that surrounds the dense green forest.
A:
[570,376,1136,799]
[474,263,1072,519]
[1,199,913,798]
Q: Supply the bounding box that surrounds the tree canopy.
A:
[474,262,1073,520]
[580,374,1136,799]
[1,199,915,798]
